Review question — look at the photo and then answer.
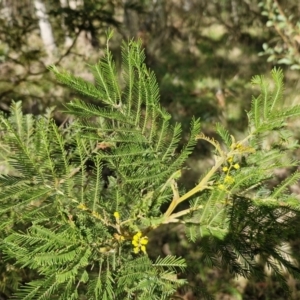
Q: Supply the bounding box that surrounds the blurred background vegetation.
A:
[1,0,300,299]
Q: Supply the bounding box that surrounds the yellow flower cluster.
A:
[232,143,255,154]
[227,156,233,163]
[224,175,235,184]
[132,232,148,254]
[218,156,240,191]
[225,157,240,170]
[77,203,88,210]
[218,184,226,191]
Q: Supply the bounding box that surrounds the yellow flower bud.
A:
[132,232,148,254]
[140,237,148,245]
[218,184,226,191]
[134,232,142,239]
[132,240,139,247]
[227,156,233,163]
[233,163,240,169]
[77,203,88,210]
[224,175,234,184]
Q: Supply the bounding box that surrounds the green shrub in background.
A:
[1,32,300,299]
[259,0,300,70]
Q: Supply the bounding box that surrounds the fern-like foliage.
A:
[0,35,195,299]
[184,67,300,295]
[49,36,200,220]
[1,34,300,299]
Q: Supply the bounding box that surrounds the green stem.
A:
[164,155,225,219]
[163,204,204,224]
[163,133,254,222]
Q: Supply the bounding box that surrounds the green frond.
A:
[91,51,121,106]
[153,256,186,272]
[246,147,299,176]
[269,105,300,121]
[117,255,186,299]
[100,271,115,300]
[215,123,231,148]
[249,68,300,136]
[76,118,147,144]
[87,271,103,300]
[0,187,50,215]
[169,118,201,170]
[1,121,40,179]
[121,40,135,115]
[35,119,57,178]
[270,67,284,111]
[199,189,227,224]
[252,73,270,120]
[0,174,27,187]
[48,65,104,101]
[271,171,300,198]
[6,101,25,138]
[91,155,103,211]
[50,122,74,193]
[65,99,134,124]
[117,256,152,289]
[55,268,79,284]
[2,34,300,299]
[249,94,262,129]
[247,148,282,165]
[229,167,269,193]
[13,275,58,300]
[160,122,182,162]
[185,189,229,241]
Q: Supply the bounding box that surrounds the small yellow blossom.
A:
[234,143,255,153]
[224,175,234,184]
[132,239,139,247]
[227,156,233,163]
[218,184,227,191]
[222,166,229,172]
[133,232,142,239]
[114,211,120,219]
[77,203,88,210]
[233,163,240,169]
[140,238,148,245]
[132,232,148,254]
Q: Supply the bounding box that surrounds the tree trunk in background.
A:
[33,0,56,56]
[59,0,73,47]
[59,0,84,47]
